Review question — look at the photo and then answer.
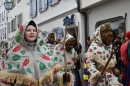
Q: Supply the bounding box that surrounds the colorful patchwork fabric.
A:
[0,21,64,86]
[85,26,122,86]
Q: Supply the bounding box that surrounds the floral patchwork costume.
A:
[85,26,122,86]
[0,20,64,86]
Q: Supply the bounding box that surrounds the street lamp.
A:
[4,2,13,10]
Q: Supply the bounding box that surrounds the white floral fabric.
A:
[0,20,64,86]
[85,26,122,86]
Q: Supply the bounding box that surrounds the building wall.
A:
[8,0,30,41]
[32,0,77,24]
[30,0,86,53]
[84,0,130,36]
[0,0,7,41]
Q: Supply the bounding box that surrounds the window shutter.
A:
[48,0,52,6]
[29,0,33,17]
[33,0,37,16]
[44,0,48,9]
[38,0,42,12]
[58,28,63,39]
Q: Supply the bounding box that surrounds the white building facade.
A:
[7,0,30,45]
[30,0,86,53]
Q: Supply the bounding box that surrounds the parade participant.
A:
[0,20,64,86]
[72,33,82,86]
[53,34,80,86]
[86,36,94,52]
[120,31,130,86]
[85,24,122,86]
[45,32,56,55]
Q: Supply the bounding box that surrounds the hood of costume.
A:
[53,34,76,69]
[0,20,63,86]
[85,26,116,68]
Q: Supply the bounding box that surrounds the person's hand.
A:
[63,73,70,84]
[96,73,105,80]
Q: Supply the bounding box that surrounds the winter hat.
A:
[125,31,130,39]
[26,20,37,30]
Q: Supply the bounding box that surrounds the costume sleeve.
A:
[86,58,100,80]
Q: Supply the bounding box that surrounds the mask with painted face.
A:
[100,24,113,46]
[65,37,75,52]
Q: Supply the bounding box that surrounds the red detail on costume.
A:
[54,71,58,74]
[67,62,71,65]
[99,79,104,83]
[96,32,99,37]
[97,51,102,54]
[42,55,51,60]
[103,57,106,60]
[12,45,21,52]
[97,44,102,47]
[72,58,74,62]
[60,47,64,51]
[22,57,29,66]
[2,61,5,68]
[30,83,33,86]
[2,80,10,85]
[107,75,112,78]
[19,25,23,32]
[89,48,93,52]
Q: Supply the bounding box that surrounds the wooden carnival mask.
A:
[65,37,75,52]
[100,24,113,46]
[47,33,55,44]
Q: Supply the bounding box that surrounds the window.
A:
[13,18,16,31]
[29,0,37,18]
[96,16,125,38]
[17,14,23,28]
[53,28,63,39]
[5,28,6,39]
[8,22,10,33]
[4,11,5,18]
[49,0,59,6]
[2,12,3,19]
[57,28,63,39]
[39,0,48,12]
[0,14,1,21]
[11,18,16,32]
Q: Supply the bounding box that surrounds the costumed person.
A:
[45,32,56,55]
[85,24,123,86]
[0,20,64,86]
[72,33,82,86]
[85,36,94,52]
[120,31,130,86]
[53,34,80,86]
